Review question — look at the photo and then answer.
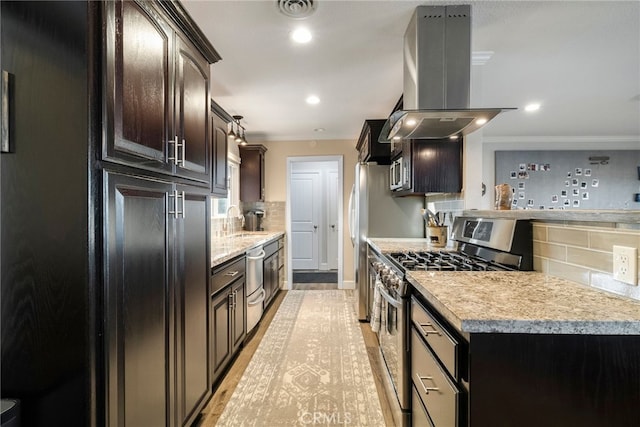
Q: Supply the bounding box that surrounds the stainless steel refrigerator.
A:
[348,163,424,321]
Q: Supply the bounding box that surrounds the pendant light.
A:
[232,115,248,145]
[227,117,237,139]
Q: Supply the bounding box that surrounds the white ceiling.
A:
[182,0,640,142]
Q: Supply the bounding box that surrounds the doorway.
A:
[286,156,343,288]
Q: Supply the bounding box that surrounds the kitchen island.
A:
[369,237,640,427]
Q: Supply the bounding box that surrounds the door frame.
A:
[286,156,344,289]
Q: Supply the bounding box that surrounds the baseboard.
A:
[341,280,355,290]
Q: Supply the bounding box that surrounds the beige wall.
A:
[253,139,359,282]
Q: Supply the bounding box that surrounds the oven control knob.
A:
[389,277,400,289]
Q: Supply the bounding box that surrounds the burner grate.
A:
[388,251,515,272]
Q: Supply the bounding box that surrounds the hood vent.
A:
[380,5,515,142]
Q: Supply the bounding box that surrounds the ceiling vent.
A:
[277,0,317,19]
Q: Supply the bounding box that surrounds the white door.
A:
[290,171,321,270]
[326,170,339,270]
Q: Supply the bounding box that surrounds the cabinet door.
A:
[105,0,174,174]
[104,172,173,427]
[211,111,229,197]
[175,186,210,426]
[239,146,266,202]
[264,253,279,307]
[210,288,231,384]
[175,35,210,183]
[231,280,246,353]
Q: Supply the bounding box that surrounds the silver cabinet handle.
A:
[416,375,440,394]
[168,136,179,164]
[180,138,185,167]
[224,270,239,277]
[1,70,11,153]
[168,190,178,218]
[168,190,185,218]
[179,191,185,218]
[418,322,442,336]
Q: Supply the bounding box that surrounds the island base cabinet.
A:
[104,172,211,427]
[468,333,640,427]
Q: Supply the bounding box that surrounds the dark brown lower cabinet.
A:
[263,239,280,308]
[175,187,211,427]
[410,290,640,427]
[104,171,211,427]
[210,257,246,387]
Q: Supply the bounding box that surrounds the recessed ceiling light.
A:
[475,118,488,125]
[306,95,320,105]
[291,27,312,44]
[314,128,325,132]
[525,103,541,112]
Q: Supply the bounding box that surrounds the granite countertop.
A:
[211,231,284,269]
[368,238,640,336]
[407,271,640,335]
[368,237,455,253]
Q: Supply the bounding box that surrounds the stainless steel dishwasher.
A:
[245,246,266,333]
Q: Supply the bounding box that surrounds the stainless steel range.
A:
[371,216,532,427]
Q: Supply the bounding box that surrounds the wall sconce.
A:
[232,115,248,145]
[588,156,609,165]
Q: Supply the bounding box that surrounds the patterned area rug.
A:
[216,290,385,426]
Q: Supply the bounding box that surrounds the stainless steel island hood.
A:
[379,5,515,142]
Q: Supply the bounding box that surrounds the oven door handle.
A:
[377,283,403,309]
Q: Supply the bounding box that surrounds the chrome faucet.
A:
[225,205,243,236]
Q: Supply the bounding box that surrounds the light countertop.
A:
[211,231,284,269]
[368,238,640,335]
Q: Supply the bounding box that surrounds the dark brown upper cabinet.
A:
[239,144,267,202]
[103,0,220,185]
[392,138,463,197]
[210,100,232,197]
[356,119,390,165]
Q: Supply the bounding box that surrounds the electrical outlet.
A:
[613,245,638,285]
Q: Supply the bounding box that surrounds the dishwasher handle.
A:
[247,288,266,306]
[246,249,266,261]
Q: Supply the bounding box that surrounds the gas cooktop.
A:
[387,250,517,272]
[385,216,533,273]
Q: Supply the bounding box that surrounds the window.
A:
[211,155,240,218]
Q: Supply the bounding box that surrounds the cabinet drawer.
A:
[264,240,278,258]
[412,384,435,427]
[411,327,462,427]
[411,296,459,379]
[212,256,245,295]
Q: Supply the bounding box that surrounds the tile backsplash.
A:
[241,201,286,231]
[533,220,640,300]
